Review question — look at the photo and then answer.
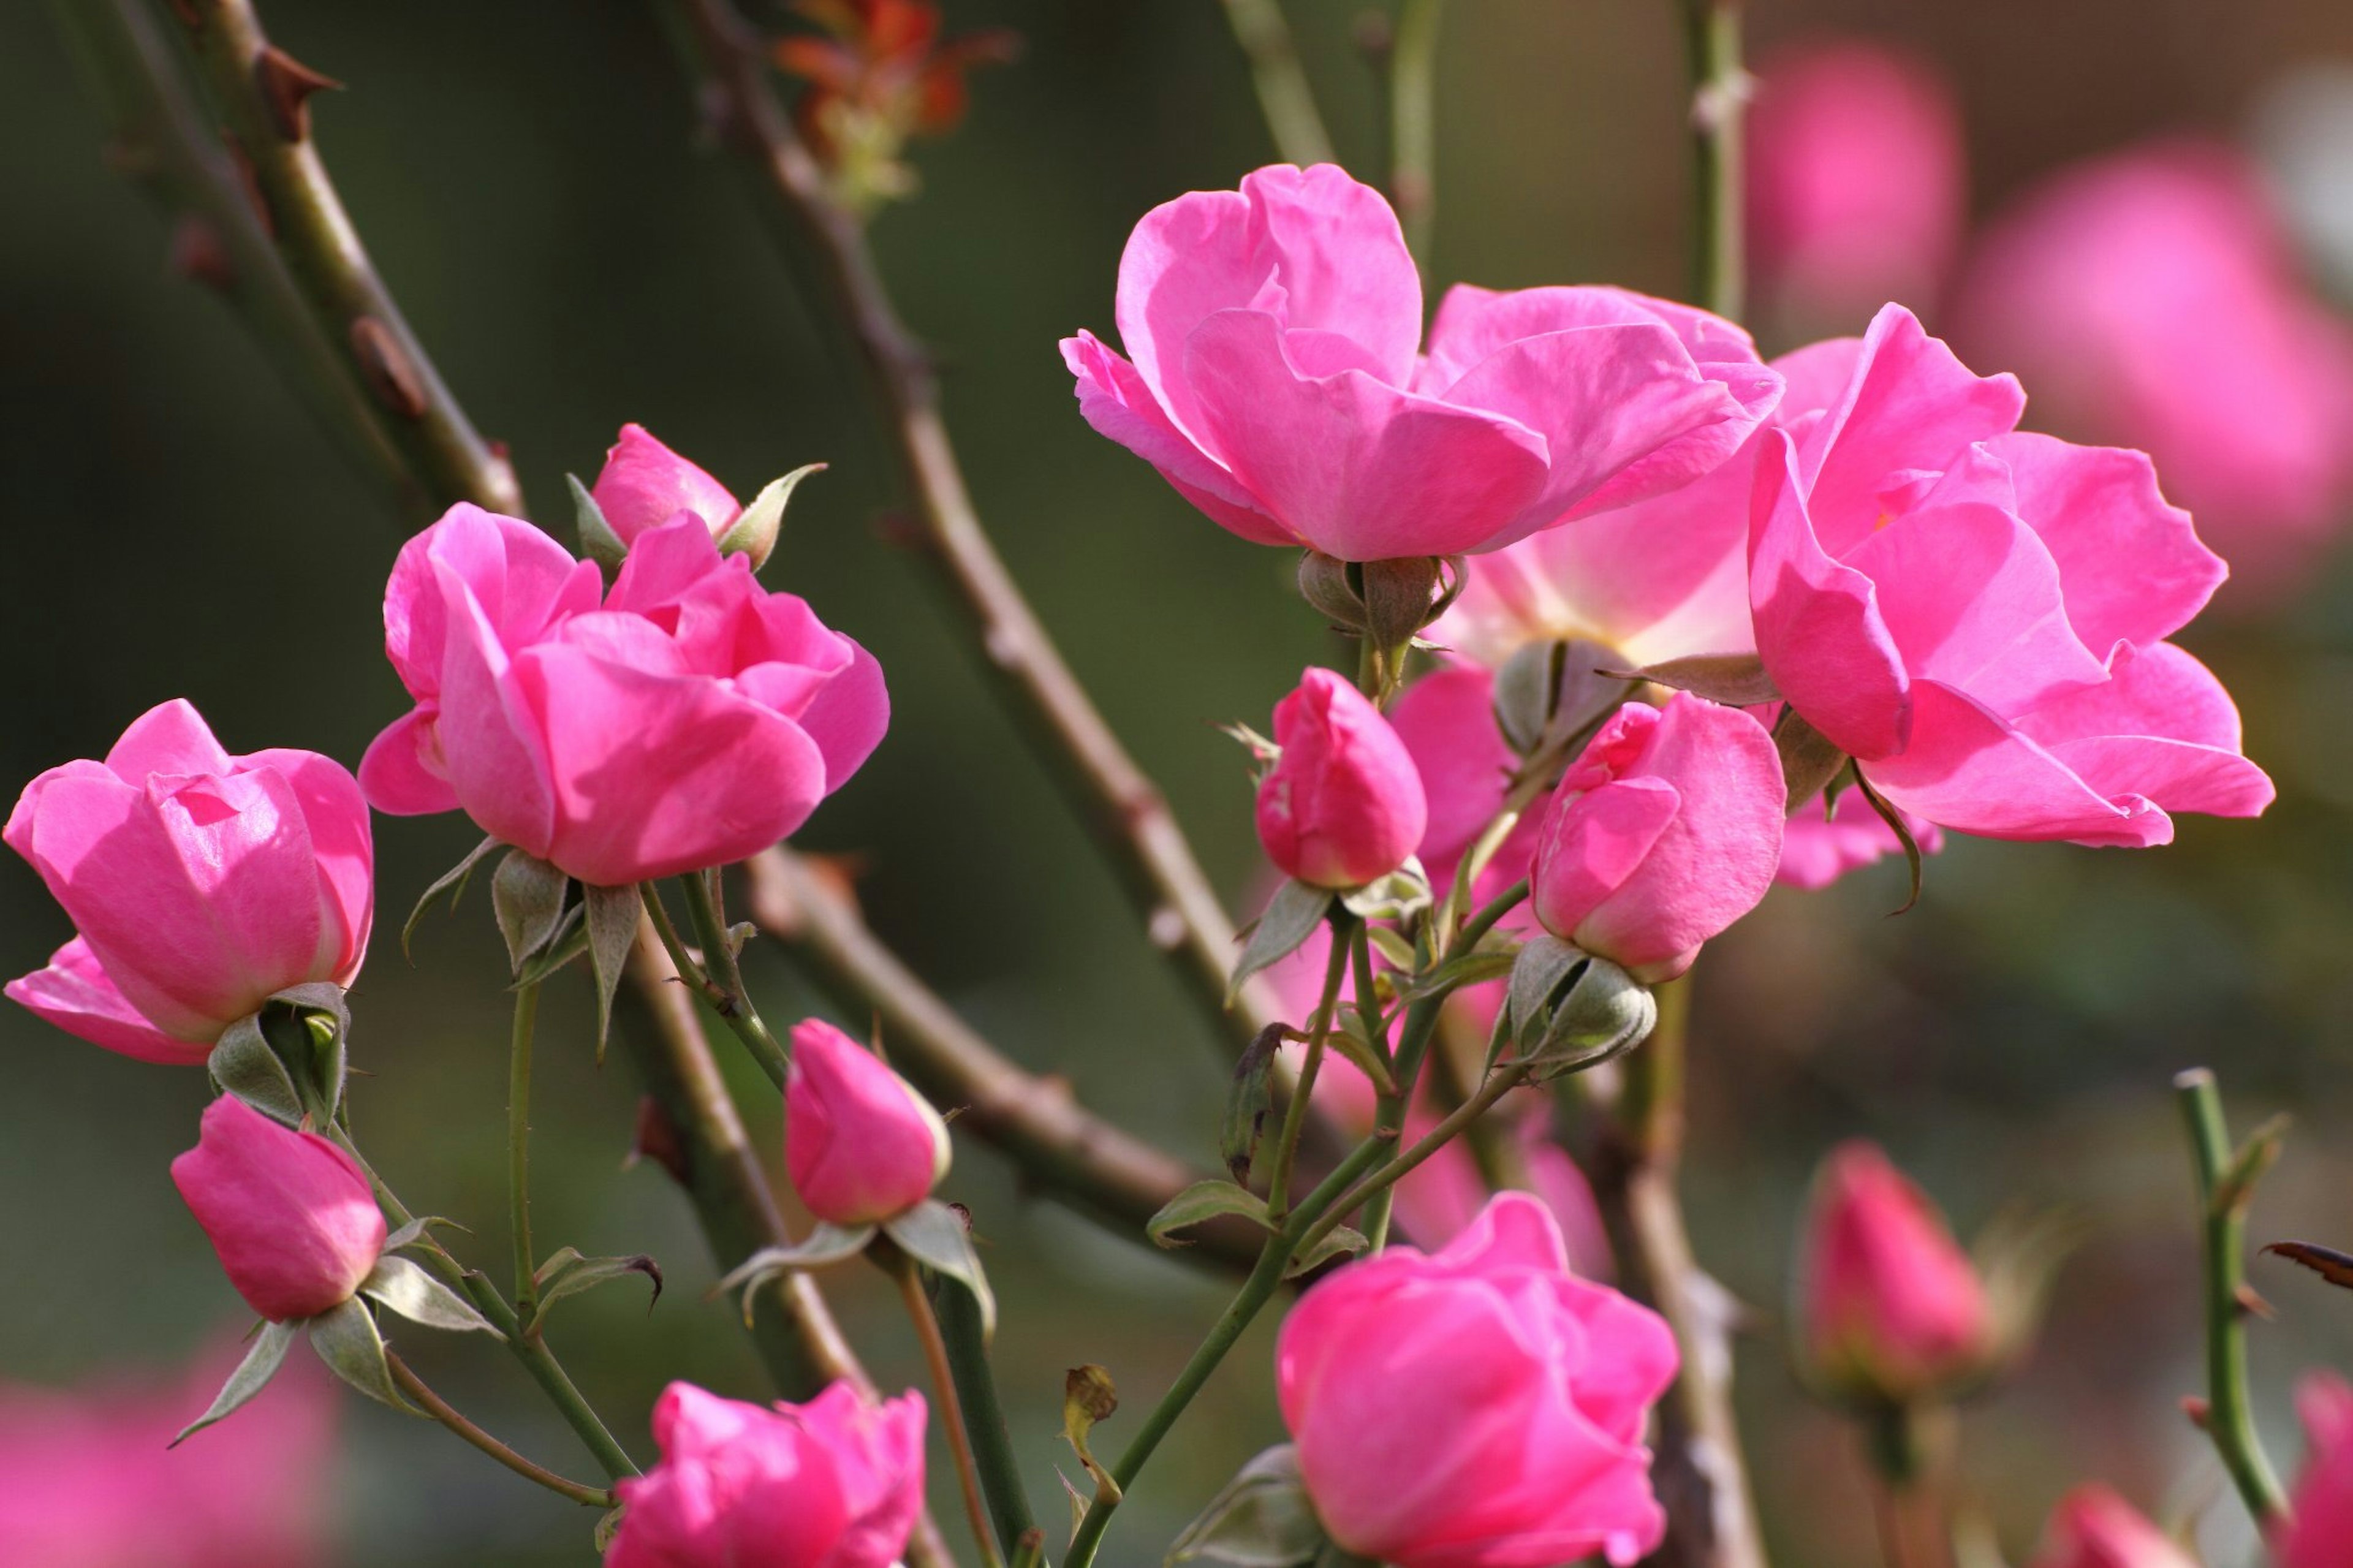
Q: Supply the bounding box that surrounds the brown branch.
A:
[744,849,1262,1272]
[170,0,522,517]
[1588,984,1767,1568]
[660,0,1278,1053]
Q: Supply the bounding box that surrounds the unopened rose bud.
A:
[1529,694,1783,982]
[2026,1485,2197,1568]
[1254,668,1427,890]
[591,423,745,551]
[1797,1141,1992,1406]
[786,1020,952,1225]
[170,1096,385,1322]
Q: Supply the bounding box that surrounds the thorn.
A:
[256,46,343,142]
[168,216,235,291]
[349,317,428,418]
[2181,1395,2212,1431]
[2237,1281,2278,1320]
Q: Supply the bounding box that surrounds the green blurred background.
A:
[6,1,2353,1563]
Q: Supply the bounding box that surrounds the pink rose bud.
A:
[1746,40,1966,331]
[1064,164,1781,561]
[2026,1486,2197,1568]
[5,700,373,1064]
[607,1381,926,1568]
[1278,1193,1676,1568]
[1748,305,2274,846]
[1798,1141,1991,1404]
[786,1020,952,1226]
[1529,694,1783,982]
[1256,668,1428,890]
[360,504,888,886]
[170,1096,387,1322]
[2276,1373,2353,1568]
[591,423,744,548]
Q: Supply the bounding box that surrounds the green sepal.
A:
[1282,1227,1368,1279]
[402,834,501,960]
[1148,1180,1273,1249]
[1849,767,1925,915]
[1165,1444,1325,1568]
[1336,857,1430,922]
[492,848,573,975]
[308,1297,416,1414]
[509,907,589,988]
[719,463,826,569]
[383,1214,468,1254]
[1506,938,1656,1080]
[209,1014,304,1127]
[1601,651,1781,706]
[569,472,629,575]
[360,1255,501,1337]
[584,883,644,1064]
[715,1224,876,1324]
[883,1199,995,1341]
[1230,881,1332,1004]
[171,1319,297,1447]
[1773,708,1848,813]
[527,1246,664,1337]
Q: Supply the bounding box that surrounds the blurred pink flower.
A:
[1277,1193,1675,1567]
[0,1341,337,1568]
[1748,38,1968,333]
[2026,1485,2196,1568]
[2277,1373,2353,1568]
[1256,668,1428,890]
[1066,164,1781,560]
[786,1018,951,1225]
[1798,1141,1990,1404]
[1951,140,2353,597]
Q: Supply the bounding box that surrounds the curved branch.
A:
[172,0,523,515]
[1218,0,1335,167]
[660,0,1277,1054]
[744,848,1261,1272]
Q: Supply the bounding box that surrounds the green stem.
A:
[2175,1069,2290,1524]
[1267,913,1357,1224]
[930,1255,1039,1560]
[1298,1062,1534,1258]
[1063,1135,1396,1568]
[1390,0,1447,275]
[1680,0,1747,320]
[1219,0,1336,166]
[676,871,789,1085]
[386,1350,615,1509]
[890,1252,1005,1568]
[1861,1402,1956,1568]
[509,980,540,1312]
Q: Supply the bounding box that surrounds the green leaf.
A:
[1230,881,1332,1004]
[1148,1180,1273,1249]
[527,1247,664,1336]
[584,883,645,1064]
[594,1505,627,1555]
[172,1319,297,1446]
[308,1297,414,1414]
[1222,1026,1287,1184]
[1398,945,1518,1004]
[1283,1227,1367,1279]
[715,1224,876,1322]
[360,1255,501,1337]
[402,835,501,960]
[883,1199,995,1340]
[569,472,629,574]
[1166,1445,1325,1568]
[1365,925,1418,972]
[1601,651,1781,706]
[492,849,572,974]
[208,1015,303,1127]
[2214,1114,2291,1219]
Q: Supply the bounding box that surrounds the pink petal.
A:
[430,561,561,860]
[1433,1189,1574,1278]
[1748,430,1912,758]
[1181,309,1550,559]
[1387,661,1514,878]
[384,505,597,702]
[358,708,461,817]
[2017,642,2274,822]
[1529,776,1681,942]
[792,637,890,795]
[592,423,742,543]
[103,700,233,781]
[1061,331,1289,544]
[1862,678,2170,846]
[245,748,374,983]
[6,937,208,1064]
[1115,165,1422,437]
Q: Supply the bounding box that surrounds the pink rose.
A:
[786,1019,952,1226]
[1952,141,2353,598]
[0,1343,337,1568]
[2026,1486,2197,1568]
[1749,304,2275,844]
[1065,164,1781,561]
[591,423,745,548]
[171,1096,387,1323]
[1797,1141,1990,1403]
[2276,1373,2353,1568]
[607,1381,927,1568]
[360,504,887,885]
[5,700,372,1063]
[1529,694,1784,983]
[1276,1192,1676,1568]
[1256,668,1428,889]
[1746,39,1966,332]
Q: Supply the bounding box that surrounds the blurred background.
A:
[6,0,2353,1563]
